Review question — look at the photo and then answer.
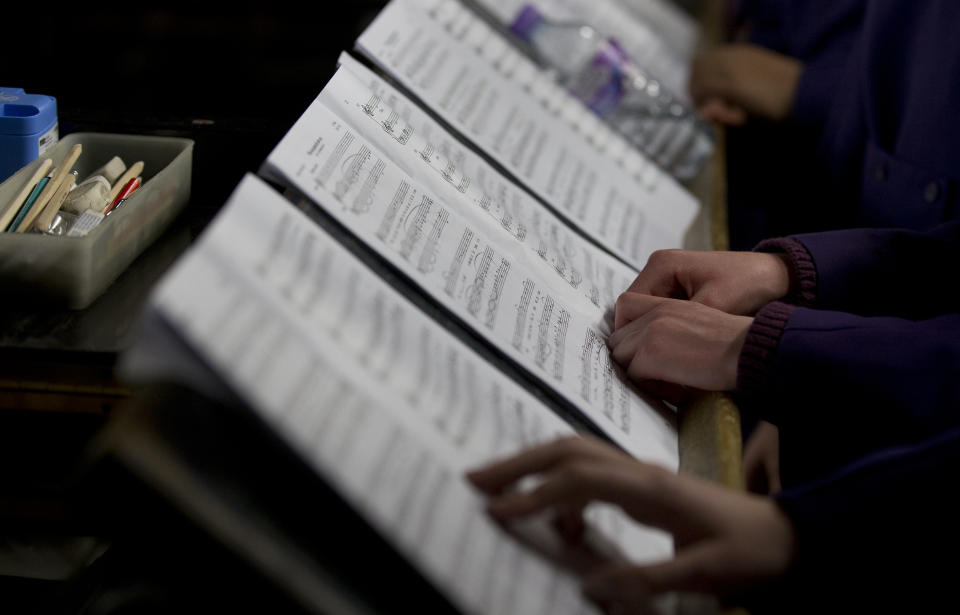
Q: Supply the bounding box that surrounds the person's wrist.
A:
[753,238,817,306]
[767,56,802,121]
[723,314,754,390]
[740,252,792,314]
[767,253,792,299]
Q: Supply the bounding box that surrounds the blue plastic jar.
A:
[0,87,59,183]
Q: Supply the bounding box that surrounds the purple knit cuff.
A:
[754,237,818,307]
[737,301,797,398]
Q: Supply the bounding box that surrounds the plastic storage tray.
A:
[0,132,193,308]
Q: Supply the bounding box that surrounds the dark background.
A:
[3,5,398,614]
[4,2,389,234]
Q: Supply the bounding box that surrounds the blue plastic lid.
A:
[510,4,544,40]
[0,87,58,136]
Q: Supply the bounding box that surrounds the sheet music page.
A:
[354,0,699,271]
[466,0,695,100]
[325,58,637,311]
[262,92,678,466]
[151,174,675,615]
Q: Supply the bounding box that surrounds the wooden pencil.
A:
[17,143,83,233]
[106,160,144,204]
[0,158,52,231]
[33,173,77,232]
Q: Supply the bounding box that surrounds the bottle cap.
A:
[0,88,57,136]
[0,88,59,182]
[510,4,544,40]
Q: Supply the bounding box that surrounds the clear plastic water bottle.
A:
[509,4,713,180]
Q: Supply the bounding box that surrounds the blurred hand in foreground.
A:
[689,44,803,126]
[467,436,797,611]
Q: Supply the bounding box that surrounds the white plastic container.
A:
[0,132,194,308]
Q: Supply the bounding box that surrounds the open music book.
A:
[117,0,705,613]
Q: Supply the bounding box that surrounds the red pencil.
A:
[104,176,141,214]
